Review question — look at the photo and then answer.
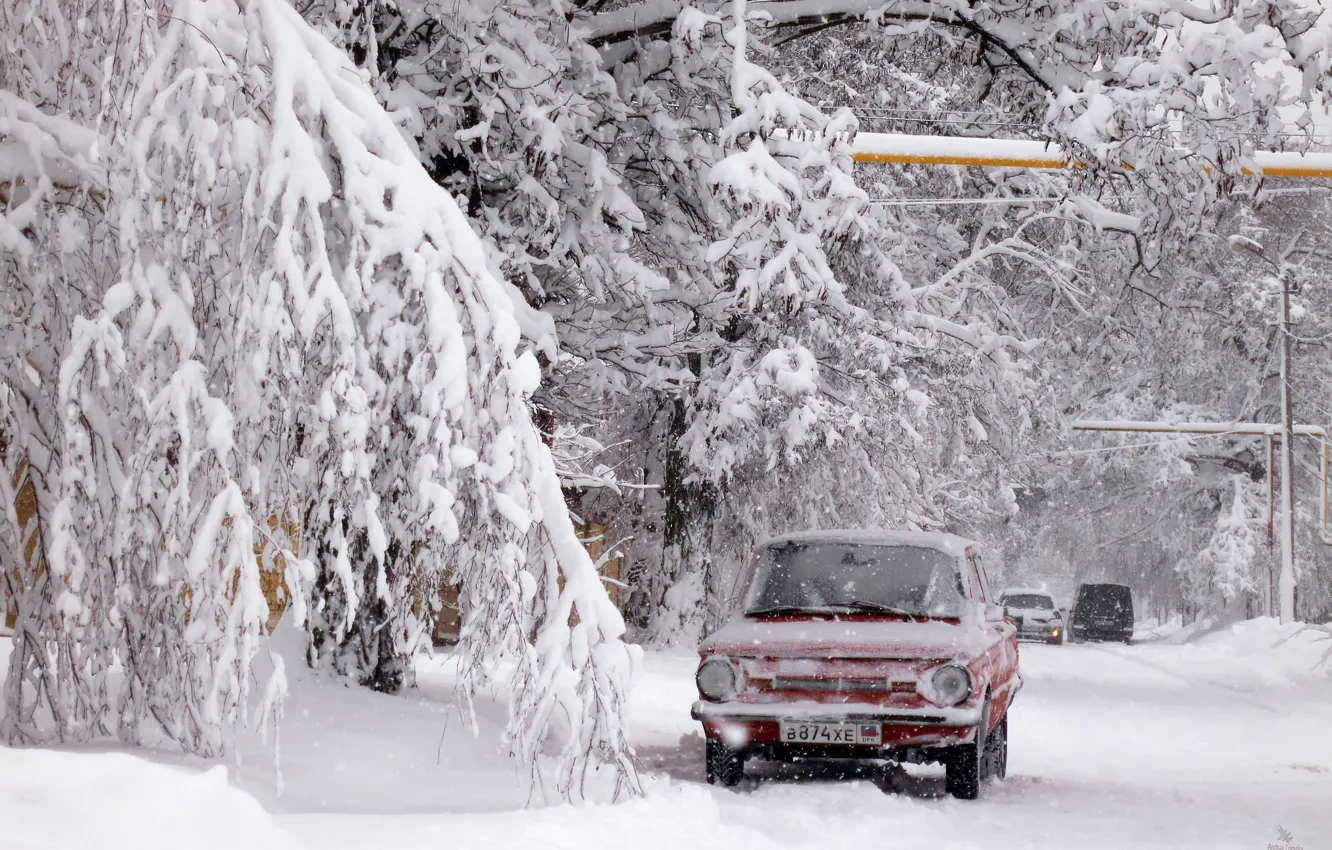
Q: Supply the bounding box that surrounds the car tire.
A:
[946,697,989,800]
[983,714,1008,781]
[705,737,743,787]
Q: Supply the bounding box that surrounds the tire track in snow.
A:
[1081,643,1283,714]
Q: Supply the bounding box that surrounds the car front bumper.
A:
[691,700,984,752]
[1015,622,1062,641]
[1072,623,1133,640]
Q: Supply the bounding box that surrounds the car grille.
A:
[740,657,930,699]
[762,677,921,694]
[769,677,889,692]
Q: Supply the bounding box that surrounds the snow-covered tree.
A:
[706,0,1332,624]
[297,0,929,642]
[1,0,637,796]
[293,0,1332,641]
[1183,474,1264,613]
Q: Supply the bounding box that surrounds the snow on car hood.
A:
[1008,606,1054,621]
[700,616,990,662]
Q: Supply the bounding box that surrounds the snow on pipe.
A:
[1070,419,1327,437]
[851,132,1332,178]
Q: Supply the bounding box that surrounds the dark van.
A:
[1070,583,1134,643]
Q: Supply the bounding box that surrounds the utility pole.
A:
[1277,262,1296,624]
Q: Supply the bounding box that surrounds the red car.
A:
[691,530,1020,799]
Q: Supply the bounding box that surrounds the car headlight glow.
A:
[929,664,972,707]
[696,657,739,701]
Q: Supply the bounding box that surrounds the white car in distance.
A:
[998,589,1063,644]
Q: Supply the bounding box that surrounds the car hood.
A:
[1008,606,1054,620]
[700,616,990,661]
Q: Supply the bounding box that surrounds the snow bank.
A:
[0,747,300,850]
[0,633,529,817]
[1146,617,1332,687]
[232,624,528,814]
[1132,613,1185,642]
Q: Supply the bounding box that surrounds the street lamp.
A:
[1227,234,1296,624]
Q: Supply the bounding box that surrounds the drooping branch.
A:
[949,15,1055,94]
[583,0,1067,94]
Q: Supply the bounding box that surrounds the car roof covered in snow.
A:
[1000,587,1055,598]
[755,528,978,559]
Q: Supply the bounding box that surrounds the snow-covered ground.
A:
[4,620,1331,849]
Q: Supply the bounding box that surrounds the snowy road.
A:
[286,622,1332,850]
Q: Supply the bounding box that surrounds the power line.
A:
[867,196,1069,207]
[822,107,1022,118]
[822,107,1332,148]
[858,117,1042,130]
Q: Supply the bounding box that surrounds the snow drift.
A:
[0,747,300,850]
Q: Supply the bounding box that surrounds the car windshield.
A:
[745,541,965,617]
[1002,594,1053,609]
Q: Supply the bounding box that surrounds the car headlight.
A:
[929,664,972,707]
[696,657,739,701]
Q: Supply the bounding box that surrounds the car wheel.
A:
[946,697,989,800]
[705,737,744,787]
[983,714,1008,781]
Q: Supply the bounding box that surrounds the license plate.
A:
[779,720,882,746]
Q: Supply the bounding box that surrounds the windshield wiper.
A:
[746,601,928,618]
[745,605,825,617]
[840,601,928,619]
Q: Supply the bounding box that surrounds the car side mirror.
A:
[985,604,1006,625]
